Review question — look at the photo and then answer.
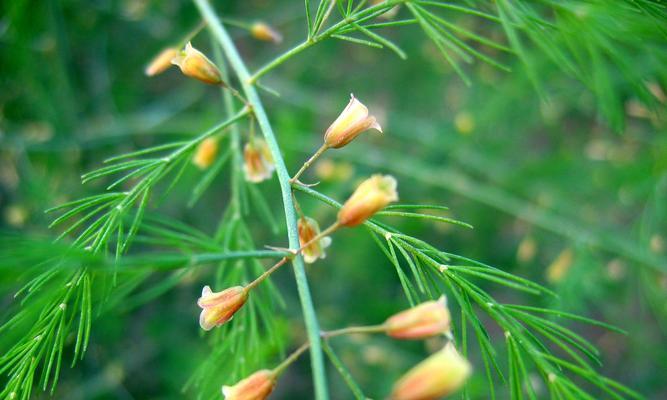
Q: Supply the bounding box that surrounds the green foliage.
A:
[1,0,665,399]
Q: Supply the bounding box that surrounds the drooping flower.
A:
[222,369,276,400]
[385,296,451,339]
[192,137,219,169]
[198,285,248,331]
[324,94,382,149]
[298,216,332,264]
[243,138,275,183]
[171,42,224,85]
[391,343,472,400]
[338,174,398,227]
[145,47,178,76]
[250,22,283,44]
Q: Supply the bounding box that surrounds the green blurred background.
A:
[1,0,666,399]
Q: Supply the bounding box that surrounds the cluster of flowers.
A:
[146,25,472,400]
[217,297,471,400]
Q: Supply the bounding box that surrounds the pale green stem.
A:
[272,342,311,377]
[290,143,330,184]
[194,1,329,398]
[245,256,290,291]
[271,323,387,377]
[322,323,388,338]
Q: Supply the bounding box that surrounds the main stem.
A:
[194,1,329,398]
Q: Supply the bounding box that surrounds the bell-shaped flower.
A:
[145,47,178,76]
[243,138,275,183]
[192,137,219,169]
[298,216,332,264]
[250,22,283,44]
[324,94,382,149]
[385,296,451,339]
[222,369,276,400]
[171,42,224,85]
[338,174,398,227]
[391,342,472,400]
[198,285,248,331]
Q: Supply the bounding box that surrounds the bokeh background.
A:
[1,0,666,399]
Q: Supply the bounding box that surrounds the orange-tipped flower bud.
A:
[243,138,275,183]
[298,216,332,264]
[192,137,219,169]
[145,47,179,76]
[324,94,382,149]
[250,22,283,44]
[198,285,248,331]
[385,296,451,339]
[391,343,472,400]
[338,174,398,227]
[222,369,276,400]
[171,42,224,85]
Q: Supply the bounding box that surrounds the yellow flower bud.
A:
[298,216,332,264]
[145,47,178,76]
[250,22,283,44]
[222,369,276,400]
[391,343,472,400]
[243,138,275,183]
[198,285,248,331]
[385,296,451,340]
[324,94,382,149]
[454,111,475,135]
[546,248,574,283]
[171,42,224,85]
[338,174,398,227]
[192,137,219,169]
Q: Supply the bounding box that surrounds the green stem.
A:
[194,1,329,398]
[272,342,311,376]
[271,322,388,377]
[322,323,388,338]
[249,40,315,84]
[245,256,290,291]
[248,0,406,84]
[290,143,330,184]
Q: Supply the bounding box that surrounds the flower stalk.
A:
[290,144,329,184]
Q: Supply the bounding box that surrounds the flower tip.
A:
[197,286,248,330]
[338,174,399,226]
[199,310,213,331]
[243,138,275,183]
[324,94,381,148]
[371,118,383,133]
[298,216,330,264]
[222,369,276,400]
[250,22,283,44]
[145,47,179,77]
[172,42,223,85]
